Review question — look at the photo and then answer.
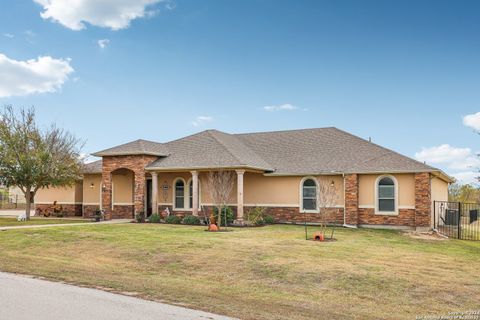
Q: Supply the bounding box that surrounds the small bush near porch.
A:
[0,225,478,320]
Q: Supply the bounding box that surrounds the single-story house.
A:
[35,127,451,230]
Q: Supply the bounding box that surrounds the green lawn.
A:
[0,224,478,320]
[0,217,91,227]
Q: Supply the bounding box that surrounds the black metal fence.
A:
[433,201,480,241]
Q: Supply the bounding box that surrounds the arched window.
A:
[377,176,396,213]
[174,179,185,209]
[302,178,317,211]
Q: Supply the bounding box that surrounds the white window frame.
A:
[173,177,187,211]
[375,175,399,216]
[299,176,319,213]
[186,178,201,210]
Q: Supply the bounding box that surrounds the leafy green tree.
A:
[448,182,479,203]
[0,106,83,219]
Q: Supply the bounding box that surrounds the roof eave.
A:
[91,152,167,157]
[145,164,274,172]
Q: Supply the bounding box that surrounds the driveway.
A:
[0,209,35,217]
[0,272,235,320]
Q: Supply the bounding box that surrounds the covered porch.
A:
[146,169,248,223]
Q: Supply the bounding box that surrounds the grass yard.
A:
[0,224,478,320]
[0,217,91,227]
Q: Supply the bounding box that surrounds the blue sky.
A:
[0,0,479,183]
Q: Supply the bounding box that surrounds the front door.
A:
[146,179,152,217]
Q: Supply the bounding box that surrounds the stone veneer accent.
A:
[35,203,82,217]
[157,205,343,225]
[344,174,358,225]
[358,208,415,227]
[101,155,158,220]
[415,172,431,227]
[111,205,134,219]
[83,205,99,218]
[258,206,344,225]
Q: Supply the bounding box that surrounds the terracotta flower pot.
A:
[313,231,325,241]
[209,224,219,231]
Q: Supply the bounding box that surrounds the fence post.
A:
[458,202,462,240]
[433,201,436,229]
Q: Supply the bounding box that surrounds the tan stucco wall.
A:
[358,173,415,207]
[431,176,448,202]
[244,173,344,206]
[83,174,102,204]
[112,170,133,204]
[154,171,344,208]
[35,182,83,204]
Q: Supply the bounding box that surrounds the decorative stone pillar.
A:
[415,172,431,230]
[134,170,146,218]
[101,171,112,220]
[191,171,199,216]
[344,174,358,226]
[235,170,245,222]
[152,172,158,215]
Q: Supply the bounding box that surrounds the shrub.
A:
[165,215,182,224]
[246,207,267,225]
[54,212,65,218]
[213,206,234,226]
[135,212,145,223]
[149,213,161,223]
[182,215,201,225]
[263,215,275,224]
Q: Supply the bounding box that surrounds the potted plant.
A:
[93,209,103,222]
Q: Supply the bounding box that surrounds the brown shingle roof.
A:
[91,127,448,179]
[82,160,102,174]
[92,139,169,157]
[235,127,437,175]
[146,130,273,171]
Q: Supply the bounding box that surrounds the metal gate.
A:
[433,201,480,241]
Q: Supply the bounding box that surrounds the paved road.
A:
[0,272,235,320]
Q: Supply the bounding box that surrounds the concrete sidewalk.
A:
[0,219,131,231]
[0,272,235,320]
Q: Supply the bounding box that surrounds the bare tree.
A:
[0,106,83,219]
[316,178,340,238]
[203,170,235,229]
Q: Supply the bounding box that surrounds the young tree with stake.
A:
[0,106,83,220]
[204,170,235,229]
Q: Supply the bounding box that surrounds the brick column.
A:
[191,171,199,216]
[152,172,158,215]
[344,174,359,226]
[134,169,146,218]
[415,172,431,229]
[102,170,112,220]
[236,170,245,222]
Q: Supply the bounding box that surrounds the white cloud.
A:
[33,0,164,30]
[415,144,480,185]
[415,144,471,164]
[451,171,478,185]
[263,104,299,112]
[0,53,74,98]
[3,33,14,38]
[97,39,110,49]
[463,112,480,131]
[191,116,213,127]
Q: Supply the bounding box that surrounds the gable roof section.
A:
[146,130,274,171]
[82,160,102,174]
[92,139,169,157]
[235,127,438,175]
